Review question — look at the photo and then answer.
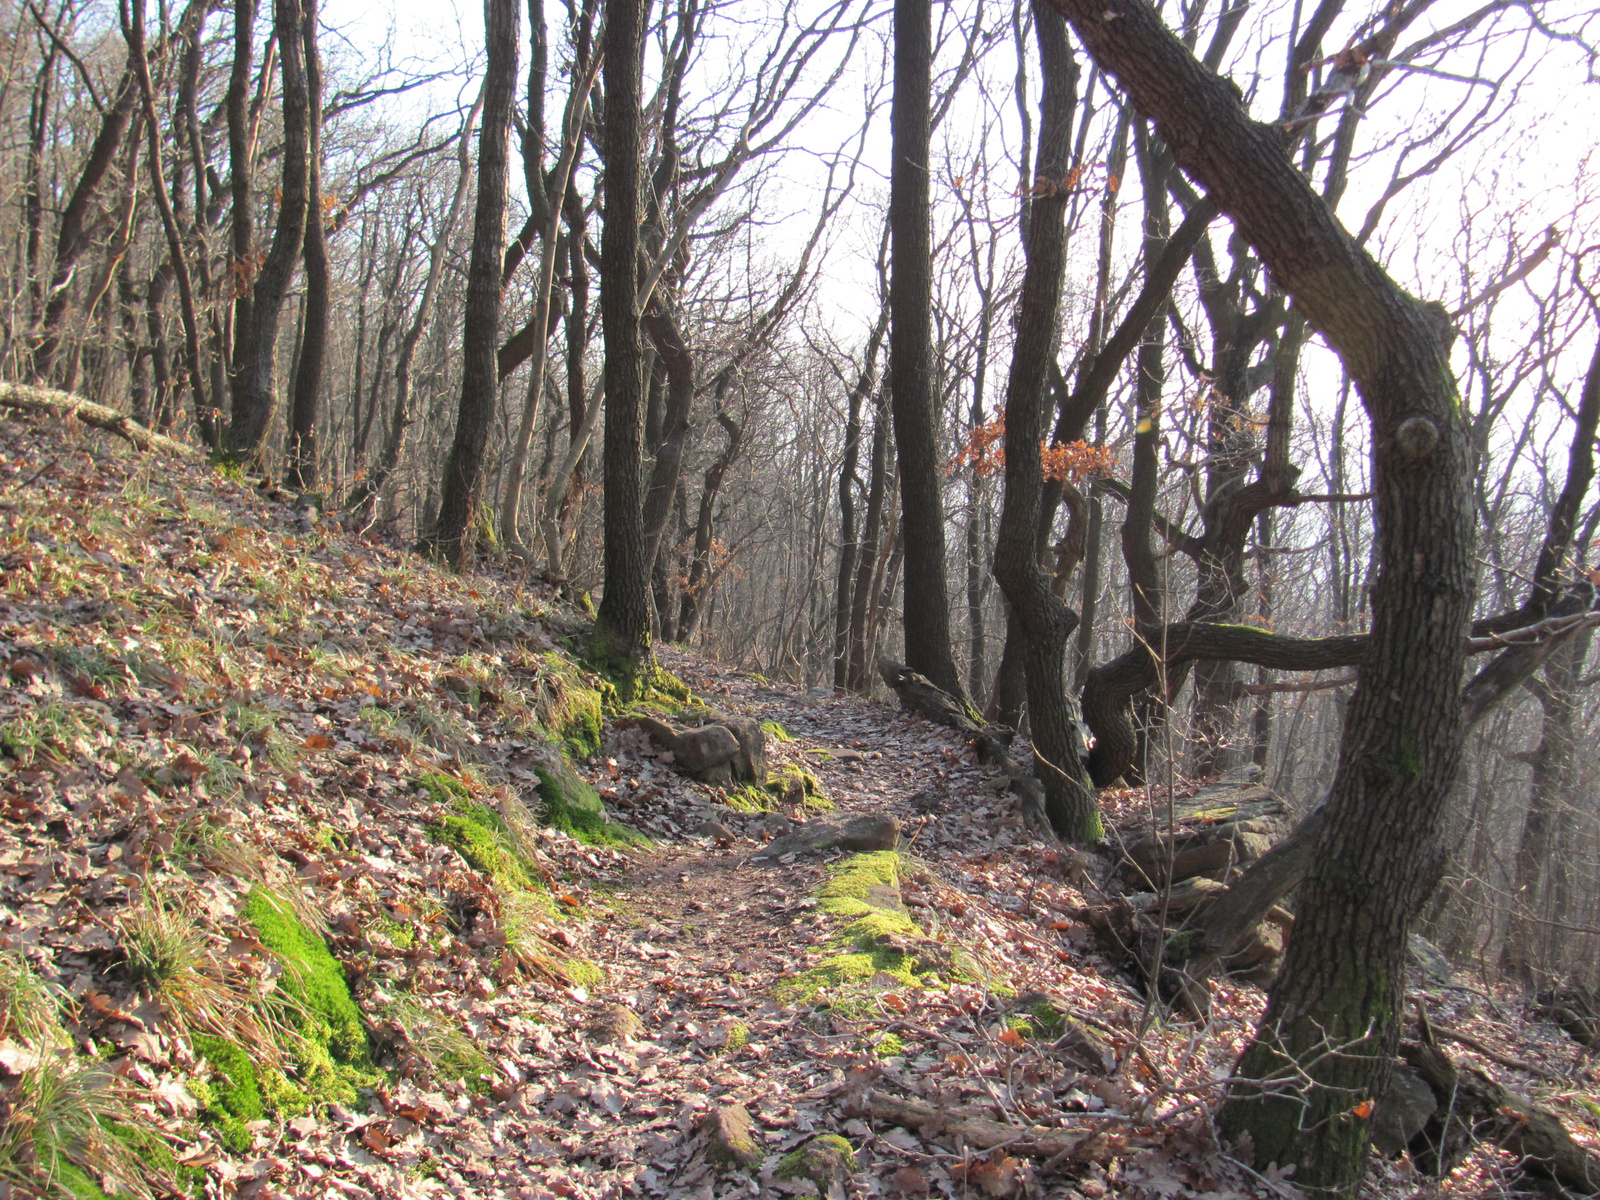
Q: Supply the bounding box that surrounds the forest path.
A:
[489,651,1265,1200]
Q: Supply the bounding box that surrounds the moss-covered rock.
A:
[428,808,532,889]
[698,1102,763,1172]
[534,760,647,847]
[764,763,831,810]
[776,1135,856,1192]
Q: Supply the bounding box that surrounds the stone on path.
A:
[756,813,899,859]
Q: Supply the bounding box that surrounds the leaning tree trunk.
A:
[228,0,309,464]
[595,0,651,656]
[990,0,1100,842]
[887,0,962,699]
[1044,0,1477,1193]
[427,0,518,566]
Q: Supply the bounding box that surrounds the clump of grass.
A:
[118,888,283,1064]
[119,897,209,991]
[0,952,156,1200]
[379,998,492,1090]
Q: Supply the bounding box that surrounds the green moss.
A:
[776,1135,857,1190]
[579,627,691,711]
[765,763,832,811]
[775,853,944,1009]
[565,958,604,991]
[874,1032,905,1057]
[535,761,647,847]
[724,784,775,814]
[1030,1000,1067,1037]
[724,1022,750,1052]
[192,1035,263,1153]
[107,1122,204,1196]
[760,720,793,743]
[428,811,531,889]
[241,890,372,1091]
[55,1162,113,1200]
[819,852,918,945]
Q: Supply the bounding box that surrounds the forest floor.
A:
[0,408,1594,1200]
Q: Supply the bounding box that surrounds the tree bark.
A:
[228,0,309,464]
[427,0,518,566]
[31,72,138,384]
[1042,1,1477,1192]
[990,0,1100,842]
[888,0,961,698]
[285,0,325,490]
[595,0,651,655]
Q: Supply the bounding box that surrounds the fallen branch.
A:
[859,1091,1147,1165]
[1403,1041,1600,1195]
[0,381,195,457]
[1428,1022,1568,1083]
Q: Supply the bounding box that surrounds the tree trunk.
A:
[888,0,961,699]
[347,103,481,526]
[835,307,889,689]
[427,0,518,566]
[990,0,1100,842]
[228,0,309,463]
[31,72,138,384]
[1043,1,1477,1192]
[677,403,744,643]
[595,0,651,656]
[226,0,258,408]
[285,0,325,491]
[848,386,891,692]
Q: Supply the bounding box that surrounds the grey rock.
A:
[757,813,900,859]
[1408,933,1452,984]
[1370,1063,1438,1156]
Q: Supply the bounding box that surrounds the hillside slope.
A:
[0,407,1594,1200]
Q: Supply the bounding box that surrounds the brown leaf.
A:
[889,1165,931,1194]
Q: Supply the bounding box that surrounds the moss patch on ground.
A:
[760,720,793,743]
[775,853,936,1009]
[240,889,378,1105]
[191,1034,265,1152]
[534,761,648,847]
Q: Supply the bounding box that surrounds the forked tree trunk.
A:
[1043,1,1477,1192]
[990,0,1099,841]
[228,0,309,463]
[284,0,325,490]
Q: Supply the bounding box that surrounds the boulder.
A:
[757,813,899,859]
[1407,933,1452,984]
[698,1102,763,1171]
[1370,1063,1437,1157]
[631,713,767,785]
